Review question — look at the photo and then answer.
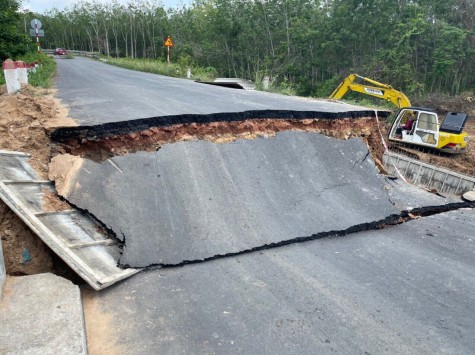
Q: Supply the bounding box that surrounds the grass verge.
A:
[0,52,56,88]
[101,57,218,82]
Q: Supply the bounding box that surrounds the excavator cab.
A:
[389,108,468,153]
[390,108,439,146]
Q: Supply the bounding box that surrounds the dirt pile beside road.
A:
[0,85,76,179]
[0,85,77,276]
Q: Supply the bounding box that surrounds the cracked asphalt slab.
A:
[92,208,475,354]
[61,131,401,267]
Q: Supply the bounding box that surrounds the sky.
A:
[21,0,191,13]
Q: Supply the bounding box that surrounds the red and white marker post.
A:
[34,19,40,52]
[16,61,28,86]
[2,59,21,94]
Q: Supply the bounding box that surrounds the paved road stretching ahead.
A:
[55,57,375,125]
[97,209,475,355]
[52,58,475,354]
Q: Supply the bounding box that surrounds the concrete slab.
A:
[60,131,403,267]
[383,176,462,211]
[0,273,87,354]
[85,208,475,354]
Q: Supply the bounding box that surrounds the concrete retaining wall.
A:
[383,151,475,195]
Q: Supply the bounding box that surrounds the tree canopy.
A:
[25,0,475,96]
[0,0,30,61]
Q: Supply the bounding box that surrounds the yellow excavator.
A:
[330,74,469,154]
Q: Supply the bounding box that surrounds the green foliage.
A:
[103,57,217,82]
[0,0,31,61]
[0,52,56,88]
[21,52,56,87]
[34,0,475,97]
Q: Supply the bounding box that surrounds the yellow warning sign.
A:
[164,36,174,47]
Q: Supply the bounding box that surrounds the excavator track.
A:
[387,142,422,160]
[387,141,465,162]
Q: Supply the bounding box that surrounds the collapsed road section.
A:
[48,111,471,269]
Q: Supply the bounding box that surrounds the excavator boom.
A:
[330,74,412,108]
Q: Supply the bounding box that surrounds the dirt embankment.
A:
[0,85,76,276]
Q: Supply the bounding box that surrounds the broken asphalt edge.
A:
[49,109,390,142]
[111,201,473,270]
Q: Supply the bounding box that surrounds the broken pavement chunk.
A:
[52,131,402,267]
[463,190,475,202]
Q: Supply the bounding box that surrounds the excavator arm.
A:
[330,74,412,108]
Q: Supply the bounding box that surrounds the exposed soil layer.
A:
[0,85,77,179]
[42,188,72,212]
[51,109,388,142]
[52,117,388,170]
[0,200,53,275]
[82,287,123,355]
[0,85,78,277]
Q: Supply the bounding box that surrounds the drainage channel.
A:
[384,151,475,195]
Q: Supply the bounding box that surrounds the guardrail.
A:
[42,49,100,58]
[383,151,475,195]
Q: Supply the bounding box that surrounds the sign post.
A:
[163,36,174,64]
[30,19,43,52]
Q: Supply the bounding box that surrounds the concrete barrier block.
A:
[16,61,28,85]
[2,59,21,94]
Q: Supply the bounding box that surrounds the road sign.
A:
[30,29,45,37]
[31,19,42,29]
[164,36,174,47]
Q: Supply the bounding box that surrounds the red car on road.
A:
[54,48,67,55]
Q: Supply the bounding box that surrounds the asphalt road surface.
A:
[55,57,376,125]
[95,209,475,355]
[53,58,475,354]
